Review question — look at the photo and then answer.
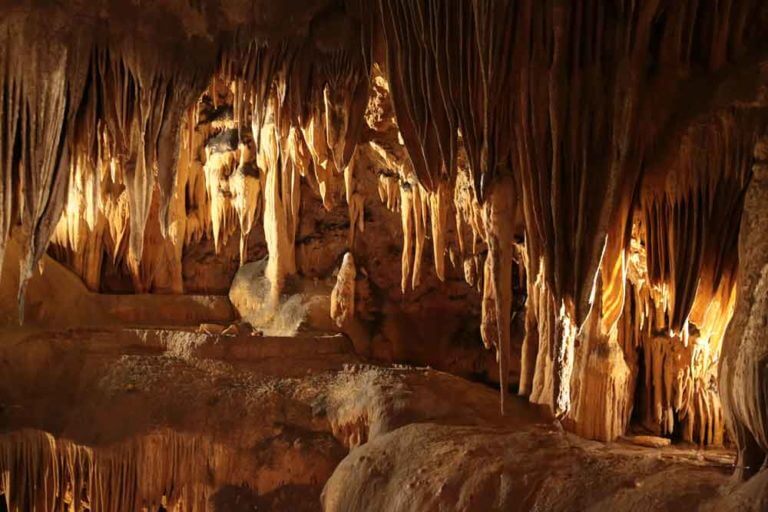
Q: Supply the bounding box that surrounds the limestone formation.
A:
[330,252,356,328]
[721,136,768,485]
[2,0,768,510]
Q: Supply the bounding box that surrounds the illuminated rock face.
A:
[721,138,768,485]
[2,0,768,509]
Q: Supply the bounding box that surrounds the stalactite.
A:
[376,172,399,212]
[429,183,449,282]
[399,182,414,294]
[303,112,338,211]
[231,141,262,267]
[285,126,310,190]
[282,135,302,275]
[482,177,516,412]
[165,122,191,292]
[396,176,433,293]
[410,183,428,290]
[258,94,295,303]
[528,267,556,408]
[344,152,365,246]
[517,245,537,397]
[453,159,486,284]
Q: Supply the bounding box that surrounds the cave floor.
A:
[0,319,740,511]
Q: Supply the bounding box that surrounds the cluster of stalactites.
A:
[2,6,374,299]
[553,105,757,444]
[71,50,208,286]
[4,0,767,449]
[539,216,736,445]
[624,228,735,446]
[640,110,761,333]
[614,110,763,445]
[49,150,119,292]
[366,1,525,409]
[52,73,280,293]
[50,96,215,294]
[369,68,755,445]
[369,148,454,298]
[214,37,370,299]
[199,79,263,267]
[47,27,373,294]
[368,0,768,426]
[0,5,211,300]
[0,14,89,314]
[364,67,459,297]
[368,97,524,414]
[0,429,240,512]
[547,105,755,445]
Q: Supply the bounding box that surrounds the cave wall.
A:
[721,135,768,483]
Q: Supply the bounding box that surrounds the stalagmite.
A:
[331,252,356,328]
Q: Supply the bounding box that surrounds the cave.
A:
[1,1,768,510]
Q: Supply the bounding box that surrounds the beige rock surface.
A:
[719,137,768,490]
[0,322,740,512]
[323,423,732,512]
